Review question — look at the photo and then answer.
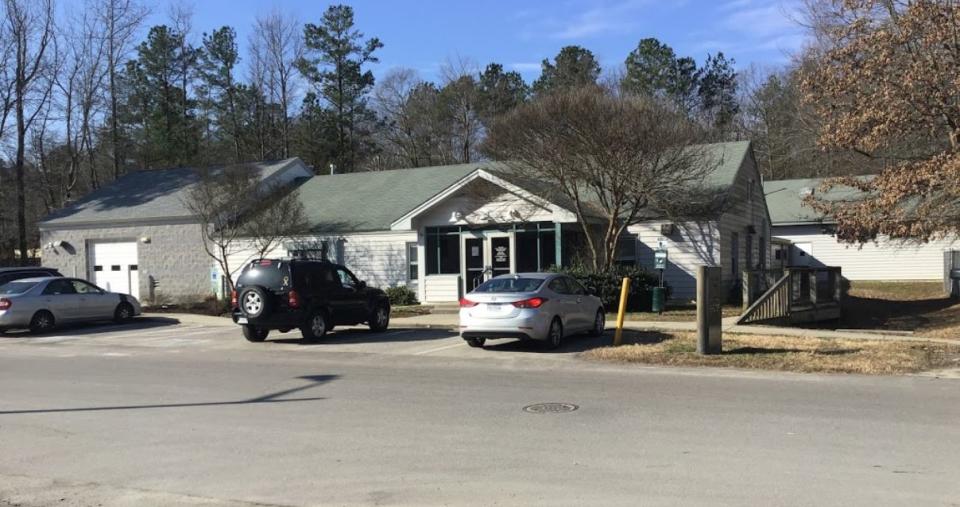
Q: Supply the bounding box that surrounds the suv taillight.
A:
[0,298,11,310]
[288,290,301,309]
[230,290,238,309]
[459,298,478,308]
[513,297,546,309]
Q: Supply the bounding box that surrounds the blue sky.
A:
[141,0,807,82]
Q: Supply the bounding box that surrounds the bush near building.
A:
[385,285,419,306]
[555,265,667,312]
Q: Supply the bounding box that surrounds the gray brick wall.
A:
[40,222,214,303]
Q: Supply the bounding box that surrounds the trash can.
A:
[951,268,960,298]
[651,287,666,314]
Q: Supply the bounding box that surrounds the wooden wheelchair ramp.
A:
[737,267,842,326]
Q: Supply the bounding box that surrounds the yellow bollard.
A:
[613,276,631,346]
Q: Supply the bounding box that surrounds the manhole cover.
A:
[523,402,579,414]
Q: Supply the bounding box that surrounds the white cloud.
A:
[516,0,676,40]
[509,62,543,72]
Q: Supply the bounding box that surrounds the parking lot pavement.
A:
[0,316,613,361]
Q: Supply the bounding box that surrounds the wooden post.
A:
[741,271,752,313]
[696,266,722,355]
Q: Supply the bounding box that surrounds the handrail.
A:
[737,271,791,324]
[737,266,843,325]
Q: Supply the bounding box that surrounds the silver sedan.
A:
[459,273,605,349]
[0,277,142,333]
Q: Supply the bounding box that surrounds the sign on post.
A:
[696,265,722,354]
[654,248,668,271]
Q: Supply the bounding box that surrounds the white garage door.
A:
[90,241,139,300]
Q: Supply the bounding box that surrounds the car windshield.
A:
[473,277,544,293]
[0,281,37,295]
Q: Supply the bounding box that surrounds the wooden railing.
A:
[737,267,843,325]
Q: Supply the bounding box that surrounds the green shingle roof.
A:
[763,176,873,225]
[40,158,302,228]
[294,163,481,232]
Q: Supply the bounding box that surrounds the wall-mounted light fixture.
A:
[140,237,151,244]
[449,211,464,223]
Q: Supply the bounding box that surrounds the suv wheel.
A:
[239,287,271,318]
[465,337,485,348]
[301,311,328,341]
[242,325,268,342]
[368,302,390,332]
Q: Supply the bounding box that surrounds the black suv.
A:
[0,267,62,286]
[231,259,391,342]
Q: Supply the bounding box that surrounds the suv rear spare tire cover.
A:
[239,286,271,318]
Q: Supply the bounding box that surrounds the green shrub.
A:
[385,285,419,306]
[553,264,668,312]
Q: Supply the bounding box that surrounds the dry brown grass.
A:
[582,331,960,375]
[610,305,741,322]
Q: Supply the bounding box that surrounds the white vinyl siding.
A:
[718,154,771,288]
[627,220,720,301]
[772,225,959,280]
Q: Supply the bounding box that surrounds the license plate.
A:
[237,317,248,324]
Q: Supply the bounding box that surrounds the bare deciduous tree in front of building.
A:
[484,85,720,269]
[182,165,308,292]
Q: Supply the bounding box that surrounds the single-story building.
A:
[40,141,771,304]
[764,177,959,281]
[38,159,312,301]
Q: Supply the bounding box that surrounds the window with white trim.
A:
[615,234,638,266]
[407,242,419,280]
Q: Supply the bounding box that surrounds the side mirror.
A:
[358,280,367,289]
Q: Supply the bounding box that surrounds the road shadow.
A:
[479,330,667,354]
[0,316,181,338]
[268,327,457,346]
[0,374,337,415]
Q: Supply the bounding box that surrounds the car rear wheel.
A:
[29,311,56,334]
[301,311,328,341]
[465,337,485,348]
[242,325,269,342]
[589,309,605,337]
[239,287,271,319]
[368,302,390,332]
[114,302,135,324]
[547,318,563,350]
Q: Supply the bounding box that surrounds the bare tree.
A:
[250,9,302,158]
[484,86,718,269]
[439,58,483,163]
[97,0,148,180]
[182,166,308,292]
[4,0,55,265]
[372,68,448,169]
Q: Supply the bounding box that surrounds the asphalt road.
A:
[0,318,958,506]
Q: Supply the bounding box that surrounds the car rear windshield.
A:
[237,259,291,289]
[473,277,544,293]
[0,281,37,295]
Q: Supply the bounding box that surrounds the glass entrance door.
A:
[465,236,485,291]
[461,232,514,294]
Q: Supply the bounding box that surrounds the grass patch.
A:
[392,305,433,319]
[847,281,945,301]
[609,305,741,322]
[583,331,960,375]
[836,281,960,338]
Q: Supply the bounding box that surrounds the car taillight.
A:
[0,298,11,310]
[230,290,238,308]
[288,290,301,309]
[513,297,546,309]
[459,298,478,308]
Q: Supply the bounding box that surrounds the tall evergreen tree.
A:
[198,26,245,163]
[622,38,701,115]
[296,4,382,173]
[121,25,202,168]
[476,63,528,121]
[532,46,600,95]
[698,52,739,132]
